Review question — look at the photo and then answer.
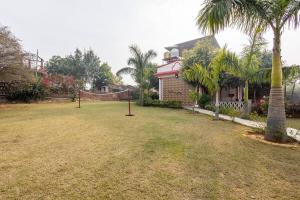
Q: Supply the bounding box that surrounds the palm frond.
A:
[196,0,273,34]
[281,0,300,29]
[128,45,144,71]
[116,67,135,77]
[143,50,157,64]
[211,47,240,77]
[127,57,138,66]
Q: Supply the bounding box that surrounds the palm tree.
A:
[218,29,266,113]
[117,45,157,106]
[184,49,229,119]
[197,0,300,142]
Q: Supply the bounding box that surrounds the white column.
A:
[159,79,163,100]
[238,86,242,102]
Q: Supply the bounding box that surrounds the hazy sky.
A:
[1,0,300,84]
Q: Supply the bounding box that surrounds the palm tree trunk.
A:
[265,29,287,142]
[243,80,250,114]
[244,80,249,103]
[284,79,287,100]
[214,87,220,120]
[291,80,296,104]
[139,87,144,106]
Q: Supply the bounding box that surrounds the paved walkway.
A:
[184,106,300,142]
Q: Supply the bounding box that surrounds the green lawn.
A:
[286,118,300,130]
[249,114,300,130]
[0,102,299,199]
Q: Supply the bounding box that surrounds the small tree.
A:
[75,80,84,108]
[188,90,200,112]
[184,49,228,119]
[216,29,267,114]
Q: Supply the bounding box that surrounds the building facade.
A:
[155,36,244,105]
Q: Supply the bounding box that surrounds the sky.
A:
[1,0,300,85]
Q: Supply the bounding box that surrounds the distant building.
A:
[155,36,244,105]
[23,51,44,70]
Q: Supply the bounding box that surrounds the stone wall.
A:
[161,77,194,105]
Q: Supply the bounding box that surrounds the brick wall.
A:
[80,90,129,101]
[161,77,195,105]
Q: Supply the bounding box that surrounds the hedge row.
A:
[143,97,182,109]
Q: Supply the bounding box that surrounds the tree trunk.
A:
[265,29,287,142]
[284,79,287,100]
[139,87,144,106]
[195,84,200,106]
[291,81,296,104]
[214,87,220,120]
[243,80,250,114]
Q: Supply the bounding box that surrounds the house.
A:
[155,36,244,105]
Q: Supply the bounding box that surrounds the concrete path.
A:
[184,106,300,142]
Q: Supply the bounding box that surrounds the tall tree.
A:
[0,26,33,82]
[70,49,85,80]
[93,63,117,90]
[83,49,101,85]
[182,41,217,93]
[45,56,71,75]
[116,45,157,106]
[46,48,118,89]
[197,0,300,142]
[218,29,266,113]
[144,64,159,91]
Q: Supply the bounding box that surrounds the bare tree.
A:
[0,25,33,82]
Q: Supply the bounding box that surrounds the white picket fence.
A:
[220,101,245,111]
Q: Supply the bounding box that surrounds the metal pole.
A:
[126,90,134,116]
[78,90,81,108]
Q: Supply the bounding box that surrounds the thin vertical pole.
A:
[128,90,131,115]
[78,90,81,108]
[126,90,134,116]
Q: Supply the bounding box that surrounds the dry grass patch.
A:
[0,102,299,199]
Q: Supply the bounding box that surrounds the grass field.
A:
[0,102,299,199]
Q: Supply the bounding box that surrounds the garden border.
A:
[183,106,300,142]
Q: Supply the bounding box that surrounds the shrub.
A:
[7,82,46,102]
[262,102,269,114]
[199,94,212,108]
[188,91,199,105]
[143,96,154,106]
[219,106,241,118]
[69,92,76,102]
[204,104,215,111]
[149,92,159,100]
[163,100,182,108]
[143,97,182,109]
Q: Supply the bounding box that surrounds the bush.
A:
[143,96,154,106]
[7,82,46,102]
[143,97,182,109]
[149,92,159,100]
[204,104,215,111]
[163,100,182,108]
[199,94,212,108]
[219,106,241,118]
[262,102,269,114]
[188,91,199,105]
